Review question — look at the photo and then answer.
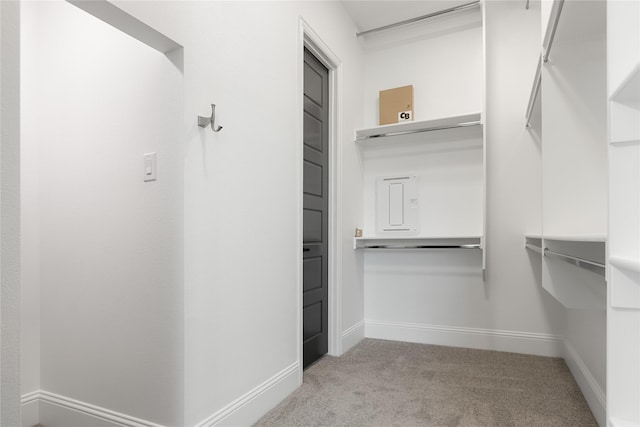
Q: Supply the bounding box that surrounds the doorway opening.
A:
[302,47,330,368]
[300,19,343,372]
[20,2,184,425]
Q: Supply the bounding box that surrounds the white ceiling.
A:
[341,0,475,34]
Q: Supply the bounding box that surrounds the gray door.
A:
[303,48,329,368]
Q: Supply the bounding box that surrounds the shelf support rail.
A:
[357,120,481,141]
[359,244,481,250]
[544,248,605,272]
[525,56,542,128]
[525,242,543,254]
[542,0,565,63]
[356,1,480,38]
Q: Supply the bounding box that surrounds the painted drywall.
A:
[101,1,365,425]
[1,1,21,425]
[362,8,483,127]
[361,127,484,238]
[19,0,40,404]
[363,2,567,355]
[542,37,607,237]
[541,5,608,422]
[484,1,566,341]
[21,2,184,425]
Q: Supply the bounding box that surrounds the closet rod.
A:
[525,56,542,127]
[362,244,481,250]
[544,248,605,270]
[525,242,543,254]
[542,0,565,62]
[356,1,480,37]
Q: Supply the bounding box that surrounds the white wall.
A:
[17,1,609,425]
[484,0,565,343]
[361,127,484,238]
[99,1,365,425]
[540,3,608,421]
[1,1,21,425]
[362,9,483,127]
[20,0,40,403]
[362,1,565,356]
[21,2,184,425]
[542,36,608,237]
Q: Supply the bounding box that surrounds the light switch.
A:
[144,152,157,182]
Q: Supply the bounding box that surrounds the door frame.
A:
[1,2,21,424]
[298,18,343,379]
[16,2,185,424]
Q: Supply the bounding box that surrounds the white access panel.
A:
[376,175,418,235]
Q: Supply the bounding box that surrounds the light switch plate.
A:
[144,152,157,182]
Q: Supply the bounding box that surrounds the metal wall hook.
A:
[198,104,223,132]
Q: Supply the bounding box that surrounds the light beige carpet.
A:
[255,339,597,427]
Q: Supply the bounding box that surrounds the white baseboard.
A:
[20,390,162,427]
[609,417,640,427]
[564,341,606,427]
[21,337,601,427]
[365,319,565,357]
[21,390,40,406]
[23,363,300,427]
[342,320,365,353]
[194,362,300,427]
[20,392,39,427]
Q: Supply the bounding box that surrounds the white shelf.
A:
[540,235,607,310]
[609,256,640,309]
[610,256,640,274]
[355,113,482,141]
[542,236,606,269]
[354,235,482,250]
[610,63,640,144]
[610,418,640,427]
[611,62,640,108]
[610,138,640,147]
[542,234,607,243]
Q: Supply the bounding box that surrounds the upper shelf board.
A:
[609,256,640,274]
[611,62,640,108]
[354,235,482,249]
[355,113,482,140]
[542,234,607,243]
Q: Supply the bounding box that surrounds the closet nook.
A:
[526,0,608,309]
[607,0,640,425]
[355,0,488,358]
[354,113,485,264]
[525,0,608,423]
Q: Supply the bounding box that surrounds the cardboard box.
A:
[379,85,413,125]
